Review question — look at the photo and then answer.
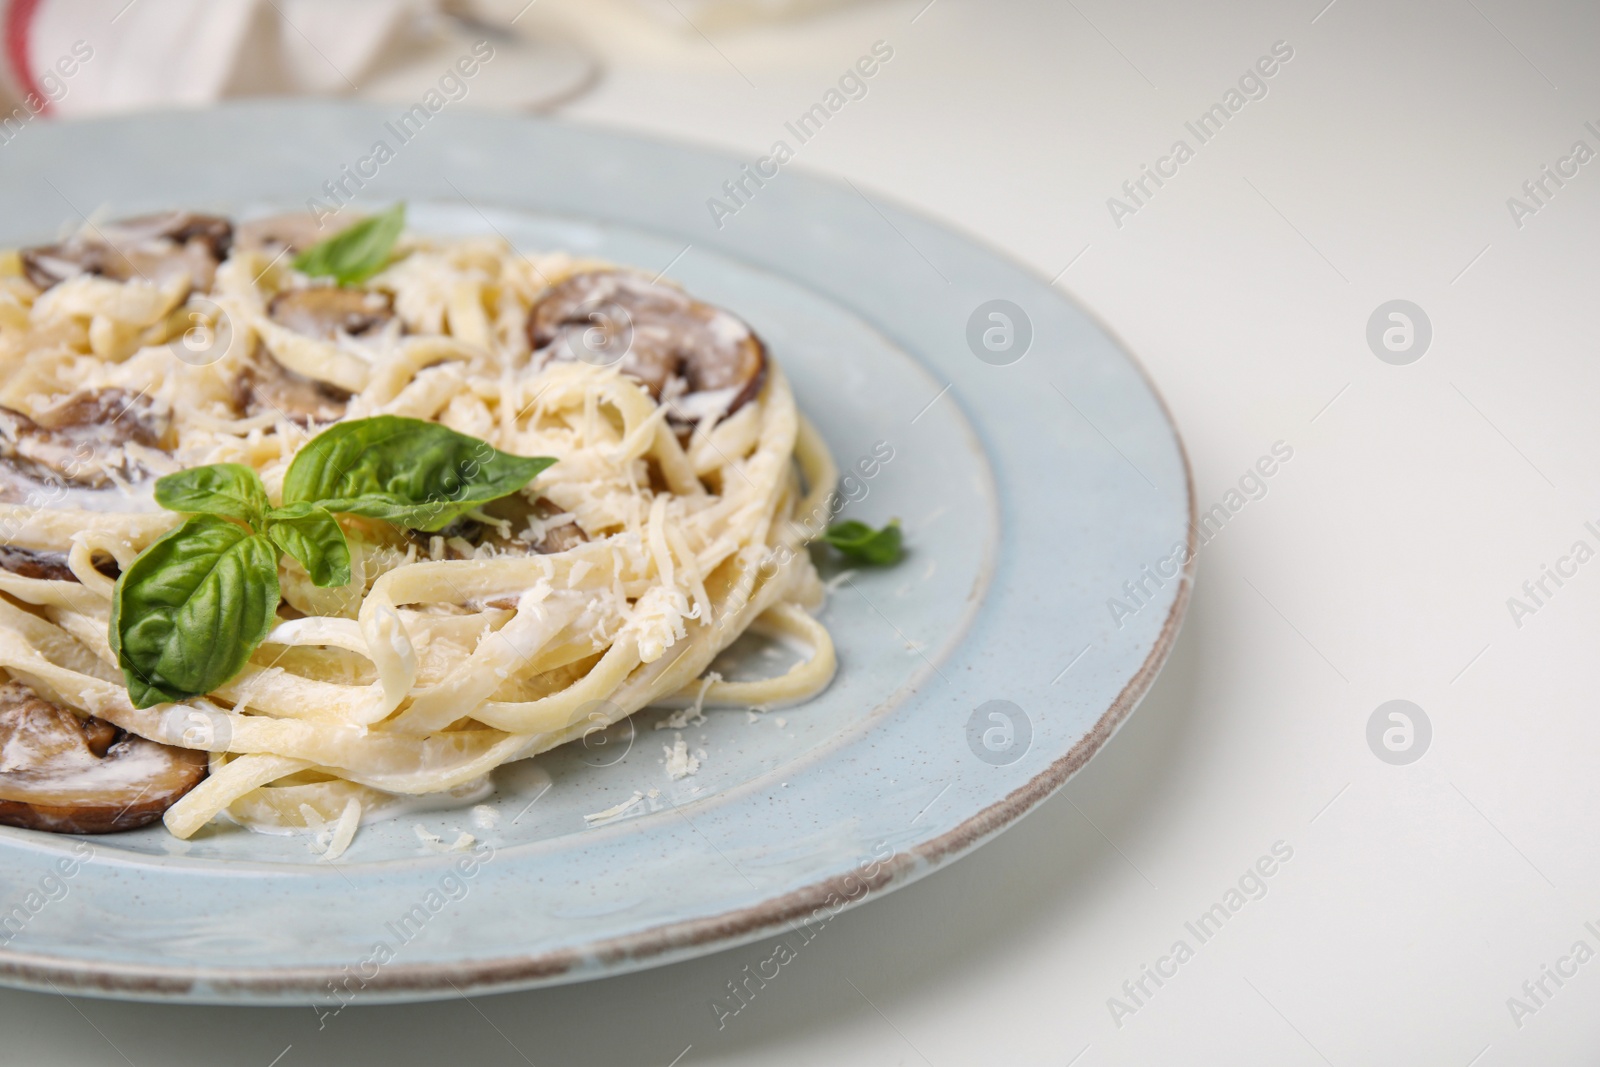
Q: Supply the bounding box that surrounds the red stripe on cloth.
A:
[5,0,47,115]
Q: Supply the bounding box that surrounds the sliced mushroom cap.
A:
[0,388,173,500]
[534,515,589,555]
[234,212,328,258]
[410,495,588,560]
[0,546,77,582]
[0,681,207,834]
[528,271,767,422]
[0,545,120,584]
[268,287,395,342]
[29,389,169,449]
[233,342,352,427]
[22,211,233,294]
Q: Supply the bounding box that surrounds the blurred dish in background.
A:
[626,0,877,31]
[0,0,596,118]
[362,1,598,111]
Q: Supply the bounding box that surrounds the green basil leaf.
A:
[282,415,556,533]
[820,519,903,566]
[291,202,406,286]
[265,503,351,588]
[110,515,281,708]
[153,463,270,526]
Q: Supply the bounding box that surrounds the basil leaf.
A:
[110,515,281,708]
[820,519,903,565]
[153,463,270,526]
[292,202,406,286]
[282,415,556,533]
[265,503,351,588]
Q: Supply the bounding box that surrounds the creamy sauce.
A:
[225,775,494,838]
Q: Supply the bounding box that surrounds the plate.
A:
[0,102,1192,1003]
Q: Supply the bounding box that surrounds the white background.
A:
[6,0,1600,1063]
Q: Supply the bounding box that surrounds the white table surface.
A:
[6,0,1600,1063]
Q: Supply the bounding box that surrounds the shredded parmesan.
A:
[664,734,700,780]
[584,791,645,825]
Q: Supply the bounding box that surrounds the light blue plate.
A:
[0,103,1192,1003]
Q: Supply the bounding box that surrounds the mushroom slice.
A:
[234,343,352,427]
[30,389,170,449]
[0,681,207,834]
[0,546,76,582]
[268,287,395,342]
[0,388,173,500]
[534,514,589,555]
[0,546,119,583]
[527,271,767,422]
[22,211,233,294]
[410,495,589,561]
[234,212,327,258]
[525,496,589,555]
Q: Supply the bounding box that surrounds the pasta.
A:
[0,211,839,845]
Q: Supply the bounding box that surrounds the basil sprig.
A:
[820,519,903,566]
[292,202,406,286]
[112,417,555,708]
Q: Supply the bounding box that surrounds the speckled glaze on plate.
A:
[0,103,1192,1003]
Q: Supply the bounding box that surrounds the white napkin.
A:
[5,0,426,116]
